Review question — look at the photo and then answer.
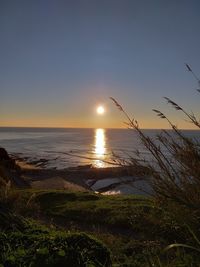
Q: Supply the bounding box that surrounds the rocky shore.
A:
[0,147,150,195]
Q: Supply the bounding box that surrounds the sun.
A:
[96,106,105,115]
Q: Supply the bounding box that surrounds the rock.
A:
[0,147,10,161]
[0,147,19,171]
[0,147,29,188]
[0,147,20,172]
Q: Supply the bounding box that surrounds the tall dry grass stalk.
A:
[110,64,200,224]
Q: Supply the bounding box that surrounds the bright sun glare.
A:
[96,106,105,115]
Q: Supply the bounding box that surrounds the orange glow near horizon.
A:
[0,113,199,130]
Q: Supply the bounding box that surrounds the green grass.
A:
[1,188,200,266]
[2,189,196,266]
[34,190,200,266]
[35,191,155,233]
[0,222,111,267]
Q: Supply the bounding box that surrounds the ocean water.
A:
[0,127,199,169]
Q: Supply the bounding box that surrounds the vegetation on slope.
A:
[2,188,200,266]
[0,193,111,267]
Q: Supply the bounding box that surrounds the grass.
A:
[2,188,199,266]
[36,191,152,229]
[0,190,112,267]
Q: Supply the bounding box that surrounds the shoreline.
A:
[13,155,149,194]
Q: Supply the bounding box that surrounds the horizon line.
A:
[0,126,199,131]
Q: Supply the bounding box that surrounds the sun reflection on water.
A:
[94,128,106,167]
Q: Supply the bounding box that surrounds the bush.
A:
[0,229,111,267]
[0,199,111,267]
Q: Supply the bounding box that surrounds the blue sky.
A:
[0,0,200,128]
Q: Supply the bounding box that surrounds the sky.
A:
[0,0,200,129]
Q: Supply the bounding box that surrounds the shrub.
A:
[0,229,111,267]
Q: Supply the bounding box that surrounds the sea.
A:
[0,127,199,170]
